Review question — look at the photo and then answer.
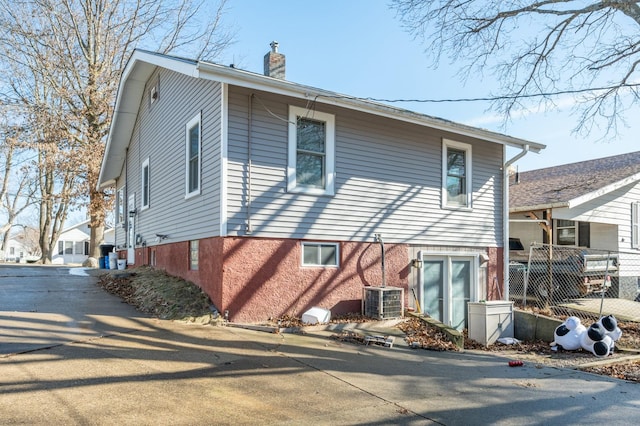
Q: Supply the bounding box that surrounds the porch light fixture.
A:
[411,258,423,269]
[128,209,137,218]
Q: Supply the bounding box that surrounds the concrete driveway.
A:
[1,265,639,425]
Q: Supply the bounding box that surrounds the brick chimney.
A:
[264,41,285,79]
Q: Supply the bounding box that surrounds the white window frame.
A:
[116,187,125,225]
[74,241,84,255]
[141,157,150,210]
[301,242,339,267]
[287,105,335,196]
[442,139,472,209]
[632,202,640,249]
[185,112,202,198]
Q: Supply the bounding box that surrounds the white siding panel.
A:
[226,87,504,247]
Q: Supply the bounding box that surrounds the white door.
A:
[127,193,135,264]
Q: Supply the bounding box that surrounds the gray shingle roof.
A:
[509,151,640,211]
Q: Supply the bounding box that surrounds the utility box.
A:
[362,287,404,320]
[468,301,514,346]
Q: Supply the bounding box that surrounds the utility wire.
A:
[317,83,640,104]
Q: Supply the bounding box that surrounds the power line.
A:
[317,83,640,104]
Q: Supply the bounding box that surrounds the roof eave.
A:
[568,172,640,208]
[196,61,545,152]
[98,51,199,189]
[99,51,546,189]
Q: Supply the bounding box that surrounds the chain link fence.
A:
[509,243,640,323]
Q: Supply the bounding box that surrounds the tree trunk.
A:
[89,187,106,259]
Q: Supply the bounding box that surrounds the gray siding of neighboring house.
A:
[226,86,504,246]
[115,68,223,247]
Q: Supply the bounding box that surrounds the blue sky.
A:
[220,0,639,171]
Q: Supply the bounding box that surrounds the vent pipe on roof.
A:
[264,41,285,79]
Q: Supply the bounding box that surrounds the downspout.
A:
[246,94,253,234]
[503,144,530,300]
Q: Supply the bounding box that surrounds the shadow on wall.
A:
[217,237,410,322]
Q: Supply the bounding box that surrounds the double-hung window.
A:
[141,158,150,210]
[442,139,472,208]
[116,187,125,225]
[288,106,335,195]
[185,113,201,198]
[556,220,577,245]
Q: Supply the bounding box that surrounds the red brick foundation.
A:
[131,236,410,323]
[127,237,501,323]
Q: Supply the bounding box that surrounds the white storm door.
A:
[422,255,475,330]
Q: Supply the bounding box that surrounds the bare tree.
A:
[0,0,233,259]
[0,113,36,253]
[391,0,640,137]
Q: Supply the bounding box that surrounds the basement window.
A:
[302,242,339,267]
[190,240,199,270]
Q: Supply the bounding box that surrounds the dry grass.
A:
[97,266,213,321]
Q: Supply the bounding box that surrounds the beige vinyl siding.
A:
[226,86,503,247]
[125,68,222,245]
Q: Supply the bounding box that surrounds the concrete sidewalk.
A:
[1,265,639,425]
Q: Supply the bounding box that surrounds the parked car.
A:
[509,239,618,303]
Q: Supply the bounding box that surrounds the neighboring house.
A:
[3,238,28,262]
[97,47,544,327]
[509,151,640,299]
[52,220,115,265]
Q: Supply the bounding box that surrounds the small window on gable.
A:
[141,158,150,210]
[185,113,201,198]
[302,242,339,267]
[442,139,472,209]
[149,82,159,107]
[288,106,335,196]
[632,202,640,249]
